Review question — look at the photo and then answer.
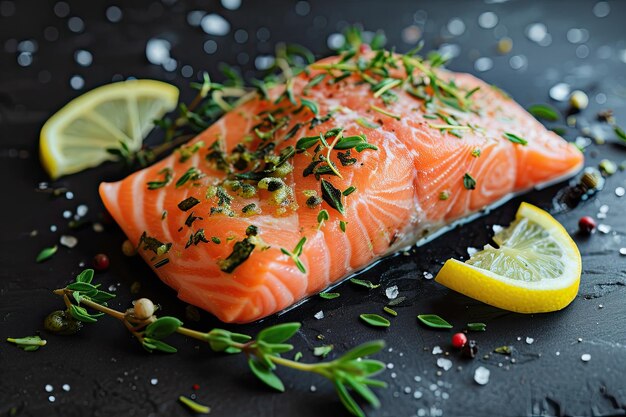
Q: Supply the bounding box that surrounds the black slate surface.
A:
[2,1,626,416]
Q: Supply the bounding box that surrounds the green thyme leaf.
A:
[6,335,47,351]
[339,220,347,233]
[417,314,453,329]
[75,269,94,284]
[178,396,211,414]
[528,104,559,121]
[343,186,357,196]
[504,132,528,145]
[463,173,476,190]
[295,135,320,150]
[143,337,178,353]
[471,148,482,157]
[218,233,256,273]
[334,380,364,417]
[494,345,512,355]
[356,117,381,129]
[257,322,300,344]
[350,278,380,289]
[147,168,173,189]
[36,245,57,263]
[69,304,100,323]
[359,314,390,328]
[177,197,200,211]
[317,209,329,224]
[438,191,450,200]
[144,316,183,339]
[300,98,319,116]
[321,179,345,215]
[383,306,398,316]
[467,322,486,331]
[175,167,205,188]
[313,344,334,358]
[319,292,340,299]
[248,358,285,392]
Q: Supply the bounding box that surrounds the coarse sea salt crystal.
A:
[525,337,534,345]
[314,310,324,320]
[467,247,478,257]
[437,358,453,371]
[549,83,570,101]
[615,187,625,197]
[581,353,591,362]
[385,285,399,300]
[60,235,78,248]
[432,346,443,355]
[474,366,490,385]
[423,271,434,280]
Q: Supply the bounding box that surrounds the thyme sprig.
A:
[48,269,387,417]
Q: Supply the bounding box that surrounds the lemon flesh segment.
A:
[435,203,581,313]
[40,80,179,179]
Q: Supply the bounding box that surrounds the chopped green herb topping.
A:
[503,132,528,146]
[320,179,345,215]
[147,168,173,190]
[177,141,205,163]
[218,226,259,273]
[281,237,307,274]
[186,229,210,248]
[463,173,476,190]
[176,167,205,188]
[471,148,482,157]
[178,196,200,211]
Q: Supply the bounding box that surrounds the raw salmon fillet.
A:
[100,52,583,323]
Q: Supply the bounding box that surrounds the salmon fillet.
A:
[100,52,583,323]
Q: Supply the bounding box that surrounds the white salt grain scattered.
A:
[62,384,70,392]
[615,187,625,197]
[599,204,609,214]
[310,385,316,392]
[314,310,324,320]
[525,337,534,345]
[474,366,490,385]
[478,12,498,29]
[60,235,78,248]
[467,247,478,257]
[619,248,626,256]
[549,83,570,101]
[92,223,104,232]
[385,285,399,300]
[432,346,443,355]
[75,50,92,67]
[597,224,611,234]
[200,14,230,36]
[437,357,453,371]
[447,18,466,36]
[45,384,53,392]
[474,57,493,72]
[423,271,434,280]
[150,378,158,385]
[76,204,88,217]
[413,390,423,399]
[581,353,591,362]
[146,39,171,65]
[48,395,55,402]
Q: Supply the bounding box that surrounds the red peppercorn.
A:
[578,216,596,234]
[93,253,110,271]
[451,332,467,349]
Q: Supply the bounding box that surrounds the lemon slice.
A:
[40,79,179,179]
[435,202,581,313]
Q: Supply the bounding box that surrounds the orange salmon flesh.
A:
[100,54,583,323]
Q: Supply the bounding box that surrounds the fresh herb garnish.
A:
[355,117,381,129]
[177,196,200,211]
[370,105,401,121]
[471,148,482,157]
[217,225,259,273]
[382,306,398,317]
[300,98,319,116]
[339,220,347,232]
[360,314,391,328]
[177,141,205,163]
[417,314,453,329]
[615,126,626,142]
[438,191,450,200]
[463,173,476,190]
[343,186,357,196]
[6,335,47,351]
[185,229,210,248]
[179,396,211,414]
[321,179,345,215]
[49,270,387,417]
[528,104,559,121]
[494,345,512,355]
[36,245,58,263]
[175,167,205,188]
[319,292,340,299]
[504,132,528,146]
[281,237,307,274]
[313,344,334,358]
[350,278,380,289]
[147,168,174,190]
[467,322,487,332]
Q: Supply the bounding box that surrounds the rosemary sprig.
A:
[47,269,387,417]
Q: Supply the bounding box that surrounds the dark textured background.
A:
[2,1,626,416]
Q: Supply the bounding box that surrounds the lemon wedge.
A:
[40,79,179,179]
[435,202,581,313]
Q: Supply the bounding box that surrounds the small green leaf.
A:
[340,340,385,361]
[615,126,626,142]
[178,395,211,414]
[295,135,320,150]
[342,186,357,196]
[6,335,47,351]
[349,359,387,376]
[69,304,98,323]
[300,98,319,116]
[350,278,380,289]
[257,322,301,344]
[463,173,476,190]
[528,104,560,121]
[504,132,528,145]
[313,344,334,358]
[293,237,306,256]
[317,209,329,224]
[334,380,365,417]
[383,306,397,316]
[144,316,183,339]
[417,314,453,329]
[339,220,347,233]
[321,179,345,215]
[36,245,57,263]
[344,375,381,408]
[467,322,487,331]
[75,269,94,284]
[355,117,381,129]
[89,290,116,304]
[248,358,285,392]
[319,292,340,299]
[494,345,512,354]
[359,314,390,328]
[294,351,303,361]
[142,337,178,353]
[66,282,99,293]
